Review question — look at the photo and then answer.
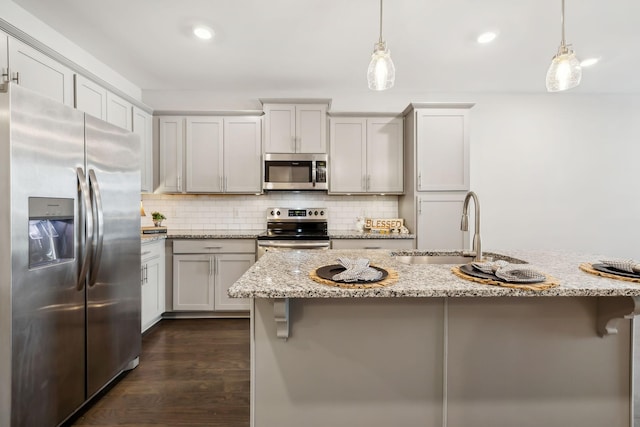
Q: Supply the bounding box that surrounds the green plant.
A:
[151,211,166,221]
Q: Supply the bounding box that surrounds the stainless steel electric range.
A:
[256,207,329,258]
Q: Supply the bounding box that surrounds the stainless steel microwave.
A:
[263,153,328,191]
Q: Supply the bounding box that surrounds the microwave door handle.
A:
[311,164,317,187]
[76,167,93,291]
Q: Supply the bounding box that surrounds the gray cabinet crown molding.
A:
[153,110,264,117]
[329,111,403,118]
[402,102,475,116]
[259,98,332,108]
[0,18,153,114]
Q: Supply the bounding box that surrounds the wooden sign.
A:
[365,218,404,231]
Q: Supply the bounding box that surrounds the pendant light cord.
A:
[379,0,384,44]
[560,0,566,48]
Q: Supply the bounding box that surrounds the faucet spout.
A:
[461,191,482,262]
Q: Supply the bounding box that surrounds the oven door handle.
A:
[258,241,330,249]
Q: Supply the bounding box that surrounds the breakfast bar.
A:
[229,249,640,427]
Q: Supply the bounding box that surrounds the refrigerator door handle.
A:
[77,167,94,291]
[88,169,105,287]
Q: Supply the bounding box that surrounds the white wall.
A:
[2,1,141,100]
[145,89,640,259]
[471,94,640,259]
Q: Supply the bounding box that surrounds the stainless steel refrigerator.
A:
[0,83,141,426]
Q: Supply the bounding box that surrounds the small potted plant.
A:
[151,211,166,227]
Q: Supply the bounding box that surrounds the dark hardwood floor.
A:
[70,319,250,427]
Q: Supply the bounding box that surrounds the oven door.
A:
[257,239,330,259]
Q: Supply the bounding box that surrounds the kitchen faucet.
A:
[460,191,482,262]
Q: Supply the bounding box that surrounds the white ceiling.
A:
[12,0,640,94]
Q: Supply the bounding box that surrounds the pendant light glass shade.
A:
[367,41,395,90]
[546,47,582,92]
[546,0,582,92]
[367,0,395,90]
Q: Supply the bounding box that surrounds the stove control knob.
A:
[308,210,313,216]
[270,210,274,216]
[314,210,319,216]
[320,210,325,216]
[276,210,281,216]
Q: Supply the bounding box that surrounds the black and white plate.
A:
[315,264,388,284]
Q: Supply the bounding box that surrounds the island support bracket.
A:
[274,298,290,340]
[597,296,640,337]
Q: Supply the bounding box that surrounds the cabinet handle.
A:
[141,250,152,256]
[418,172,422,190]
[367,175,371,191]
[364,246,382,249]
[205,246,222,249]
[11,72,19,85]
[418,198,422,215]
[177,175,182,191]
[141,266,144,285]
[1,68,8,83]
[291,138,296,153]
[209,257,213,276]
[224,176,227,192]
[215,258,219,277]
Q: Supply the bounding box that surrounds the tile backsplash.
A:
[141,193,399,231]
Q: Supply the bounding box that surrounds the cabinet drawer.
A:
[141,239,164,261]
[331,238,415,250]
[173,239,255,254]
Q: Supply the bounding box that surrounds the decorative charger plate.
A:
[591,263,640,279]
[315,264,388,284]
[458,264,545,284]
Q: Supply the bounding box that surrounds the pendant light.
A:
[367,0,395,90]
[546,0,582,92]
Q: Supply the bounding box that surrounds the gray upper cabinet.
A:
[223,117,262,193]
[74,74,107,120]
[330,116,403,194]
[414,107,470,191]
[1,32,8,81]
[106,91,133,131]
[158,116,184,193]
[185,116,224,193]
[7,37,74,106]
[263,103,327,153]
[133,106,153,193]
[159,115,262,194]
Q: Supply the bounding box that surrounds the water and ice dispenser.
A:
[28,197,74,268]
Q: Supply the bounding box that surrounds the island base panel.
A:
[252,297,631,427]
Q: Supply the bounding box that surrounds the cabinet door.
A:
[416,193,468,250]
[185,117,223,192]
[133,107,153,193]
[0,32,7,78]
[416,109,470,191]
[224,117,262,193]
[296,104,327,153]
[74,74,107,120]
[214,253,254,311]
[367,117,403,193]
[264,104,295,153]
[329,118,366,193]
[141,240,165,331]
[8,37,73,106]
[173,254,214,311]
[158,116,184,193]
[106,91,133,131]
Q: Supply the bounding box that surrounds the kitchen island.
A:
[228,249,640,427]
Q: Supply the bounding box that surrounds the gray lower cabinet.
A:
[331,238,414,250]
[141,239,165,332]
[172,239,254,311]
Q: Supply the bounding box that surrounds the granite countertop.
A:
[329,230,415,239]
[228,249,640,298]
[167,229,264,239]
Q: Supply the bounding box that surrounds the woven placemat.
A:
[309,265,399,289]
[451,266,559,291]
[579,263,640,283]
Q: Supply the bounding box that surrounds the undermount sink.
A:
[391,251,527,265]
[394,255,476,265]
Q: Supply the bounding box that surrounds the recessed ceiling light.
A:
[193,25,214,40]
[580,57,600,67]
[477,31,497,44]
